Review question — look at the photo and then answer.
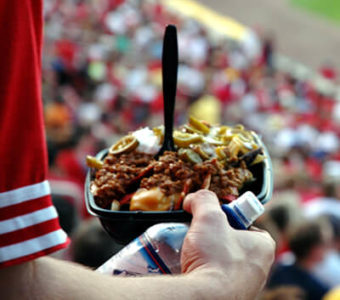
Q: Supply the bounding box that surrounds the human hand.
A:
[181,190,276,299]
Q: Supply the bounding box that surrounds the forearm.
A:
[1,190,274,300]
[1,257,232,300]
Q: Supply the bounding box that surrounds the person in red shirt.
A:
[0,1,275,299]
[319,62,337,81]
[0,0,69,267]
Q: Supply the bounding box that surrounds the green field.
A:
[291,0,340,24]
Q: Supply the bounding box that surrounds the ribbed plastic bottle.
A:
[97,191,265,276]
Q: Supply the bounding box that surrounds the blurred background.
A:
[44,0,340,298]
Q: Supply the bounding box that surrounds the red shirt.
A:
[0,0,68,267]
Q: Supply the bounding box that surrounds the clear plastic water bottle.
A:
[97,191,265,276]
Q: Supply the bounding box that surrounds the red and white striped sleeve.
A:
[0,0,69,267]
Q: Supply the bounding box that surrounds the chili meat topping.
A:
[88,117,264,211]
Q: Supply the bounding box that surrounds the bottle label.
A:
[96,235,171,276]
[137,235,172,274]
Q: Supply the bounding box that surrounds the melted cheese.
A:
[130,188,172,211]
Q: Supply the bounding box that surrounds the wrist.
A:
[187,262,267,300]
[183,268,233,300]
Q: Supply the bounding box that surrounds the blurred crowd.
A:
[42,0,340,299]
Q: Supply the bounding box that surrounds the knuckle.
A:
[199,207,226,225]
[195,189,218,201]
[262,234,276,262]
[265,232,276,250]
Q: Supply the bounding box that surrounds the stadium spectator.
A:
[266,219,332,300]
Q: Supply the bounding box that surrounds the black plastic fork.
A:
[155,24,178,159]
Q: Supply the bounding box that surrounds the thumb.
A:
[183,190,230,231]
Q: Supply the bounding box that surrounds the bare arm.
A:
[1,190,275,300]
[2,258,227,300]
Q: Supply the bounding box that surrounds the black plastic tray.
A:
[85,135,273,244]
